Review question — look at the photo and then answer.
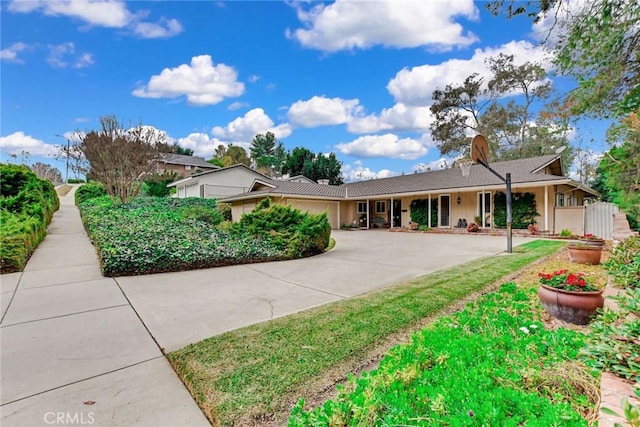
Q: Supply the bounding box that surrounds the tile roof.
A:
[160,153,218,169]
[221,155,592,202]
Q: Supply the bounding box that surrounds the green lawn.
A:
[168,239,566,426]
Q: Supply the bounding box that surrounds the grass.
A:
[168,239,566,426]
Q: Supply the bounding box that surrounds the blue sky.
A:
[1,0,609,181]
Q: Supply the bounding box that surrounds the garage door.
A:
[287,199,339,229]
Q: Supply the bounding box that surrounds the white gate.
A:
[584,202,618,240]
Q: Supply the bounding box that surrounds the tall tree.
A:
[487,0,639,117]
[430,54,568,160]
[80,115,171,203]
[55,133,89,181]
[282,147,343,185]
[222,145,251,167]
[250,132,286,176]
[173,145,194,156]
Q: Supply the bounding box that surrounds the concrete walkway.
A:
[0,187,209,427]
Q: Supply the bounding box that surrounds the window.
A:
[185,165,191,170]
[375,201,386,213]
[557,193,564,207]
[477,192,491,215]
[357,201,368,214]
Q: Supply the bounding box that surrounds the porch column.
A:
[544,185,549,231]
[390,197,394,228]
[481,189,486,228]
[367,198,370,229]
[337,201,341,229]
[428,196,432,228]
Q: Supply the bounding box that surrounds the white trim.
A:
[477,191,492,228]
[544,185,549,231]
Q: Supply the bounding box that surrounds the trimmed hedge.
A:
[75,182,107,205]
[0,164,59,273]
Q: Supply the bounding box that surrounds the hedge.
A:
[0,164,59,273]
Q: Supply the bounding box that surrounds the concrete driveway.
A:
[116,230,530,352]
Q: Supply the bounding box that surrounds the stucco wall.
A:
[555,206,585,236]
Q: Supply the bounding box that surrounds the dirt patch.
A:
[56,184,72,197]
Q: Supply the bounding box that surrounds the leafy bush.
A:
[79,196,285,276]
[0,164,59,272]
[143,172,177,197]
[233,197,331,258]
[494,191,539,229]
[75,182,107,205]
[581,288,640,381]
[217,202,232,222]
[290,283,596,426]
[409,199,438,227]
[605,235,640,288]
[67,178,85,184]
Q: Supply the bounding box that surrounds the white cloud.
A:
[287,96,362,127]
[530,0,586,43]
[287,0,479,52]
[387,40,552,105]
[342,160,397,182]
[227,101,249,111]
[0,132,58,157]
[347,103,433,134]
[1,42,29,63]
[211,108,292,146]
[336,133,430,160]
[132,18,182,39]
[7,0,183,39]
[248,75,260,83]
[73,117,91,123]
[47,42,94,68]
[176,132,217,158]
[132,55,245,106]
[413,158,450,172]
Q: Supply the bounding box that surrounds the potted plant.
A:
[467,222,479,233]
[568,242,603,265]
[578,233,605,247]
[537,269,604,325]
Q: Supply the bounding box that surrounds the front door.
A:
[439,195,450,227]
[392,200,401,227]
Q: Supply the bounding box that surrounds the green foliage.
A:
[581,288,640,382]
[207,157,224,168]
[67,178,86,184]
[250,132,286,176]
[290,283,594,426]
[75,182,107,205]
[79,196,283,276]
[282,147,344,185]
[144,171,177,197]
[605,236,640,288]
[233,197,331,258]
[216,202,232,222]
[0,164,59,273]
[560,229,574,237]
[409,199,437,227]
[493,191,539,229]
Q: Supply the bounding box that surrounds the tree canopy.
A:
[250,132,286,177]
[80,115,171,203]
[430,54,571,163]
[209,144,251,167]
[282,147,343,185]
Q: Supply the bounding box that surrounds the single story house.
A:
[221,154,600,235]
[155,153,219,178]
[167,164,317,199]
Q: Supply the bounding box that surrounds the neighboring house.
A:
[155,153,219,178]
[221,154,600,234]
[167,164,316,199]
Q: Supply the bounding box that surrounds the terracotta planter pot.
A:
[568,245,602,265]
[538,284,604,325]
[578,238,605,248]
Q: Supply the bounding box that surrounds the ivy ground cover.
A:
[79,196,284,276]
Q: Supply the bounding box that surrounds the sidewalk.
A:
[0,186,209,426]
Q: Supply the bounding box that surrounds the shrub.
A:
[216,202,232,222]
[0,164,59,273]
[605,235,640,288]
[410,199,438,227]
[67,178,85,184]
[143,172,177,197]
[75,182,107,205]
[234,197,331,258]
[494,191,539,229]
